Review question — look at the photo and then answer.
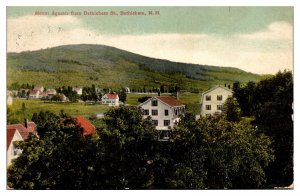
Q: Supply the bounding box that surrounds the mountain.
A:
[7,44,265,91]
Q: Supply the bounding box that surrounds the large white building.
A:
[139,96,185,140]
[200,86,233,117]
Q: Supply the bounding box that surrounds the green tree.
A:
[254,71,293,187]
[223,97,241,122]
[99,106,158,189]
[173,113,274,189]
[21,103,26,114]
[8,117,99,189]
[51,94,63,102]
[118,88,127,103]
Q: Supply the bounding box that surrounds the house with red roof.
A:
[7,120,37,166]
[28,90,40,99]
[102,93,119,106]
[7,128,24,166]
[73,116,96,136]
[40,89,57,100]
[7,121,38,141]
[139,96,185,140]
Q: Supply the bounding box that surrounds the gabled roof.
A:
[39,92,48,97]
[7,128,17,150]
[74,116,96,136]
[139,96,185,108]
[47,89,56,94]
[25,122,37,133]
[29,90,39,96]
[104,93,118,100]
[202,85,233,95]
[156,96,185,107]
[7,122,38,140]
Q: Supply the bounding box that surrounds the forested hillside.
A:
[7,44,264,91]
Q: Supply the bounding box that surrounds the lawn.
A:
[8,99,109,124]
[8,92,201,124]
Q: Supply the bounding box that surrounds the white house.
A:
[200,86,233,117]
[7,121,38,166]
[28,90,40,99]
[33,86,44,92]
[139,96,185,140]
[7,128,24,166]
[73,87,83,95]
[102,93,119,106]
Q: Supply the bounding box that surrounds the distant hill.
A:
[7,44,265,91]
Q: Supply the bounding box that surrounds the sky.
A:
[7,6,293,74]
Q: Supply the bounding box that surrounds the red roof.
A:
[7,122,38,140]
[47,89,56,94]
[7,128,17,150]
[105,93,118,100]
[74,116,96,136]
[156,96,185,107]
[29,90,39,96]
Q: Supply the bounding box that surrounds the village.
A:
[7,84,233,166]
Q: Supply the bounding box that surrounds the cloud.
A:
[236,21,293,40]
[7,15,293,74]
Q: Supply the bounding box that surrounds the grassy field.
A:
[8,92,201,124]
[8,99,109,124]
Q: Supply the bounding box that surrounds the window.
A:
[165,110,169,116]
[217,95,222,101]
[217,105,223,110]
[206,105,211,110]
[152,100,158,106]
[152,120,158,126]
[152,110,158,116]
[13,143,22,156]
[144,109,149,115]
[206,95,211,101]
[164,120,170,126]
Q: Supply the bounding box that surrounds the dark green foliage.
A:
[81,85,98,102]
[31,111,60,138]
[233,71,293,187]
[223,97,241,122]
[138,96,151,103]
[8,107,274,189]
[118,88,127,103]
[51,94,64,102]
[56,86,79,102]
[173,113,274,189]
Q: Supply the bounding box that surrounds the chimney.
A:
[24,119,28,128]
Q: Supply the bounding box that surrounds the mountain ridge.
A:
[7,44,265,91]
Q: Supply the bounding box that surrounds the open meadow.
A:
[7,92,201,124]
